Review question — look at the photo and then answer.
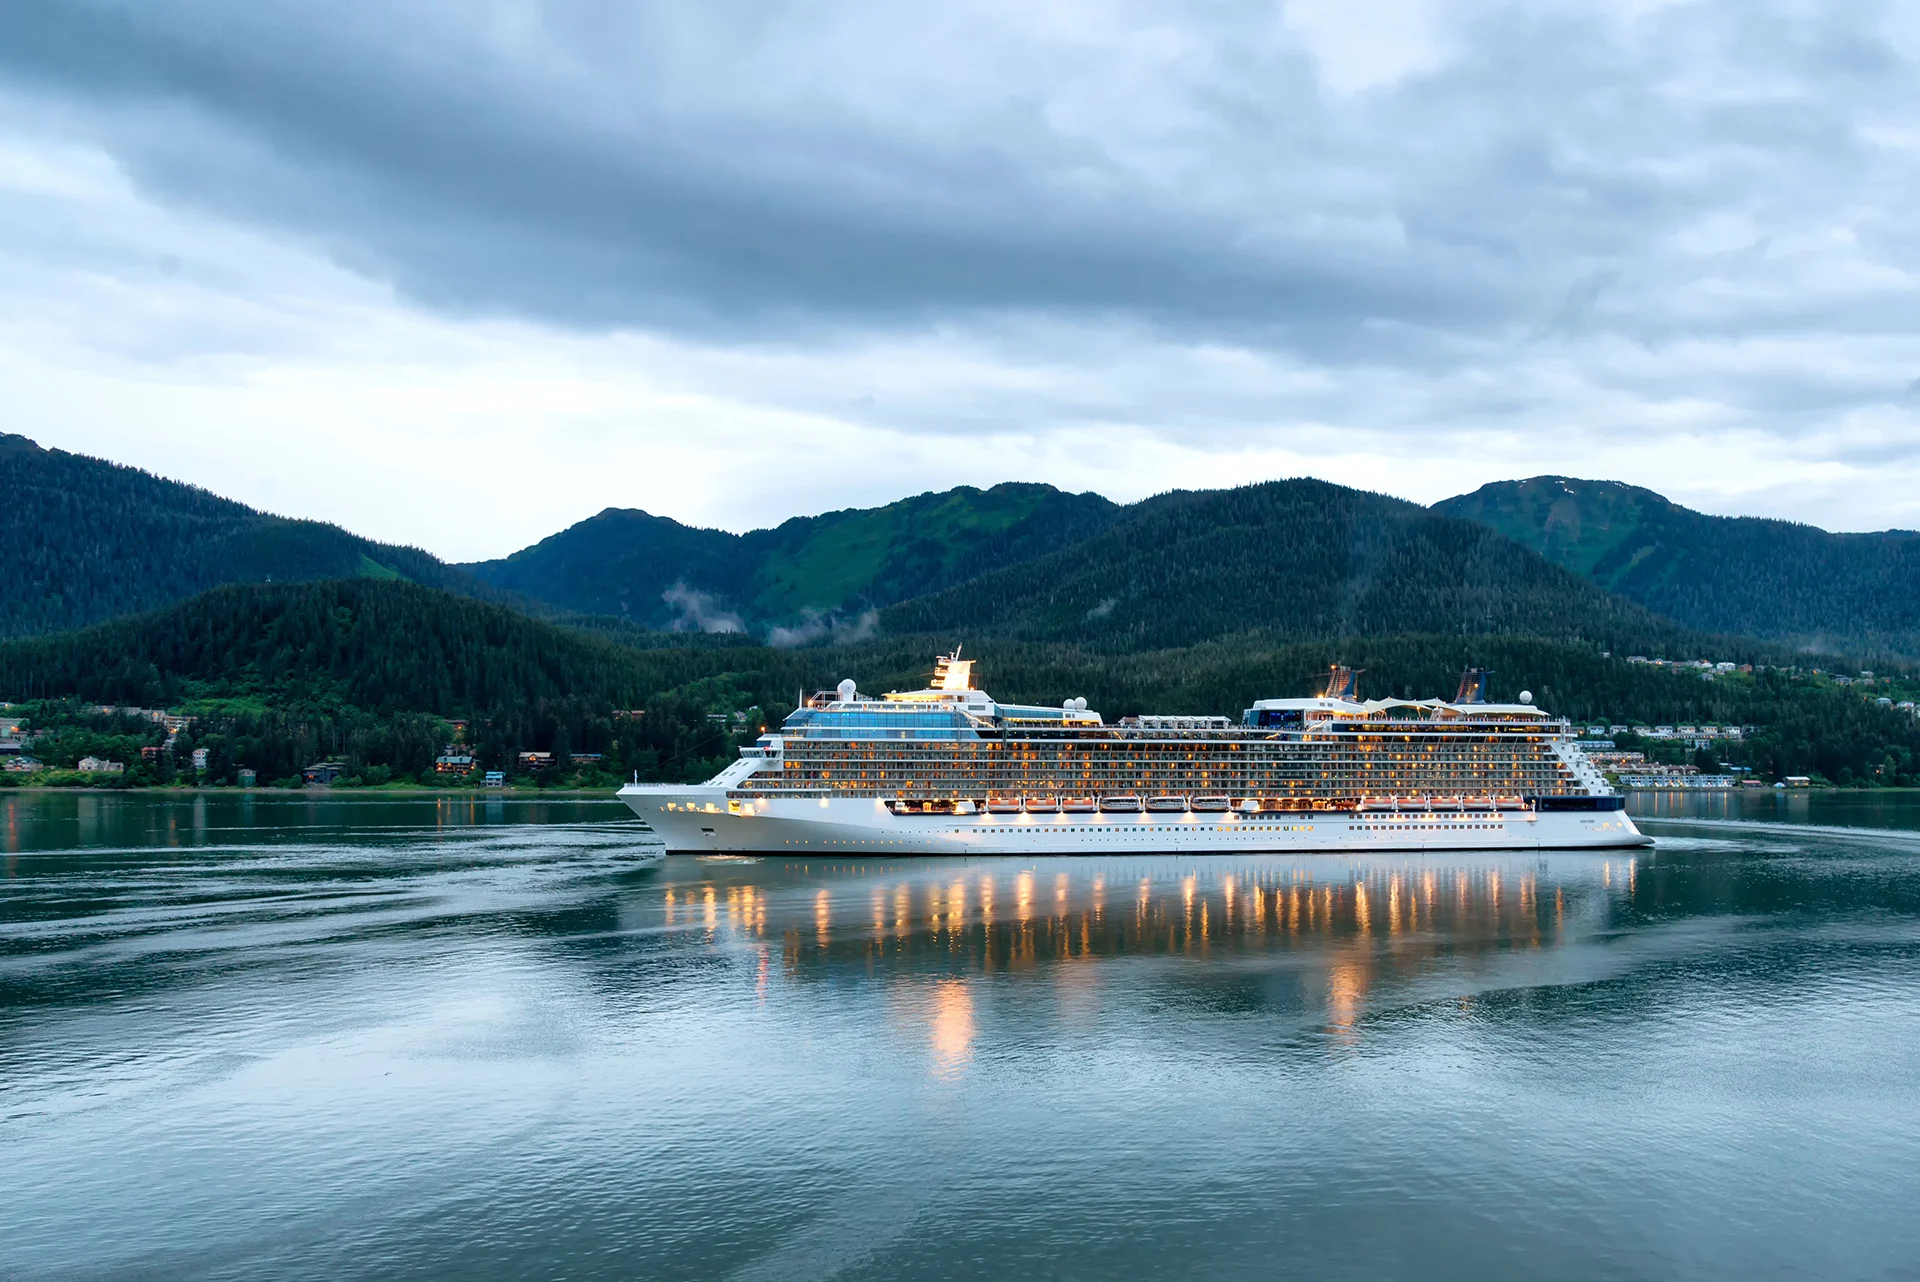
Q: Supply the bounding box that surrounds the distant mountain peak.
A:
[1436,477,1920,653]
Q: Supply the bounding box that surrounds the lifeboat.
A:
[1145,795,1188,813]
[1024,796,1060,813]
[1062,796,1098,813]
[1100,795,1143,813]
[1191,795,1232,812]
[1235,797,1263,814]
[986,796,1023,814]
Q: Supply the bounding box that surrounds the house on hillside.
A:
[482,771,506,788]
[237,768,257,787]
[516,751,554,769]
[77,757,124,774]
[435,751,476,774]
[0,738,21,757]
[303,761,346,786]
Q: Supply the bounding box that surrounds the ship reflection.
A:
[654,853,1637,1045]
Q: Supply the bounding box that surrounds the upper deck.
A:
[733,653,1603,804]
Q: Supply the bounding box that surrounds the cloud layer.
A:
[3,0,1920,556]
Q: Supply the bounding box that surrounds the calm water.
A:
[4,790,1920,1280]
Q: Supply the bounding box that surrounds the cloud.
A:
[661,583,743,635]
[767,609,880,649]
[1,0,1919,546]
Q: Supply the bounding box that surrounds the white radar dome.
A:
[1074,697,1088,711]
[1518,690,1533,705]
[836,678,856,701]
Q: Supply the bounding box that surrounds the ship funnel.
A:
[1454,667,1491,704]
[1321,664,1362,701]
[836,678,856,702]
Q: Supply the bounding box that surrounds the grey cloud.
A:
[661,583,743,634]
[767,609,878,648]
[4,0,1920,436]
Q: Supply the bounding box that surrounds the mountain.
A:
[471,477,1727,659]
[462,483,1120,634]
[0,433,475,637]
[1435,477,1920,654]
[879,479,1713,657]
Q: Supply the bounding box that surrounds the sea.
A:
[2,788,1918,1280]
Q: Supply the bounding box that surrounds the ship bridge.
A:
[783,648,1103,742]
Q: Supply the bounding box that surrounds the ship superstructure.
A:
[620,651,1647,854]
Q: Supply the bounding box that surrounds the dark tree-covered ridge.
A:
[0,433,476,637]
[880,479,1715,657]
[1437,476,1920,655]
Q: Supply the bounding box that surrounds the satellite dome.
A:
[1518,690,1533,705]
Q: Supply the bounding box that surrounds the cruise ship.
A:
[619,651,1649,854]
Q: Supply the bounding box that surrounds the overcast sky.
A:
[5,0,1920,560]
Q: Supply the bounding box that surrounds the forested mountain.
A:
[1436,477,1920,655]
[462,483,1120,633]
[473,477,1723,658]
[0,433,474,637]
[881,480,1712,657]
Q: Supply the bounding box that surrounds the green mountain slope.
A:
[0,433,475,637]
[462,483,1119,632]
[880,480,1710,656]
[0,578,655,713]
[1435,477,1920,653]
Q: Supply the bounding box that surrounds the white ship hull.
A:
[619,785,1651,854]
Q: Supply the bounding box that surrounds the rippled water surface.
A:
[4,790,1920,1280]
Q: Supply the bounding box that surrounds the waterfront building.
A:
[303,762,346,786]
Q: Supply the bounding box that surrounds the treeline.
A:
[0,579,663,713]
[0,580,844,786]
[3,579,1915,789]
[6,694,772,789]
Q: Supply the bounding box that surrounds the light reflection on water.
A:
[1,792,1919,1279]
